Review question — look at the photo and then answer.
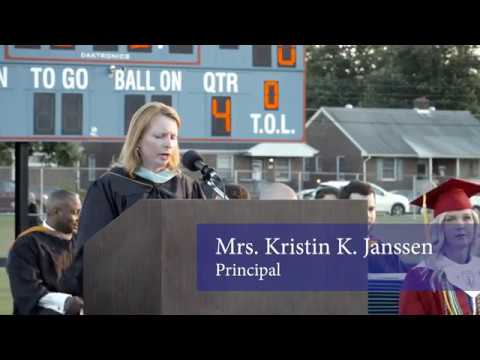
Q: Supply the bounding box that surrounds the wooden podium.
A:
[84,200,367,315]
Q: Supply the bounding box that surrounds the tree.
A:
[0,143,14,165]
[306,45,480,116]
[33,143,84,166]
[306,45,390,114]
[0,142,84,166]
[361,45,480,112]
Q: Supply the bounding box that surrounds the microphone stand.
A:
[201,167,229,200]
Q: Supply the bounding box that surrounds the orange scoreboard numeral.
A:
[212,97,232,136]
[264,80,279,110]
[51,45,75,49]
[277,45,296,67]
[128,45,152,52]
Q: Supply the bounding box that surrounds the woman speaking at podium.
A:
[61,102,206,296]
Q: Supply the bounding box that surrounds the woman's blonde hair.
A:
[117,102,182,177]
[428,209,480,255]
[424,209,480,290]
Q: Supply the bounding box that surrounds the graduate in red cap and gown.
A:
[400,178,480,315]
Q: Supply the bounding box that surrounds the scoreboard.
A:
[0,45,305,142]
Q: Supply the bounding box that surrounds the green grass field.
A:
[0,215,16,315]
[376,213,424,224]
[0,214,14,258]
[0,269,12,315]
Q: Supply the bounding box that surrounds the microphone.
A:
[182,150,221,182]
[182,150,229,200]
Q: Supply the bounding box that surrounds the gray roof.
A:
[180,142,317,157]
[320,107,480,158]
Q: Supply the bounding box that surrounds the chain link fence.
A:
[1,165,478,204]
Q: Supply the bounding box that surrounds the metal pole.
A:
[10,149,15,181]
[412,175,417,220]
[298,171,303,192]
[429,158,433,185]
[336,156,340,180]
[75,160,81,192]
[336,156,344,180]
[15,142,29,237]
[40,166,44,219]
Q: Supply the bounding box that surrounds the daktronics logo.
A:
[4,45,201,65]
[80,52,131,60]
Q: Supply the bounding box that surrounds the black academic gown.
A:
[60,167,206,296]
[7,226,74,315]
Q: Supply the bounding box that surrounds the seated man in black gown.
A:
[7,190,84,315]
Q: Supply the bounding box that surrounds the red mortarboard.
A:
[411,178,480,218]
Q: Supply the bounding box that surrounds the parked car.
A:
[390,190,415,202]
[0,180,15,213]
[297,188,320,200]
[321,181,411,216]
[0,181,59,213]
[30,186,60,202]
[297,185,337,200]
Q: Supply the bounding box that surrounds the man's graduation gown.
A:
[7,226,74,315]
